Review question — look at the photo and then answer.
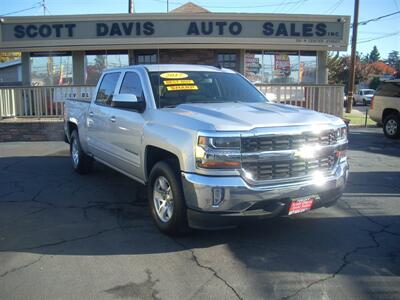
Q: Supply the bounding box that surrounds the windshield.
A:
[364,90,374,95]
[149,71,268,108]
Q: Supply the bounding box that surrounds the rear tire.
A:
[70,130,93,174]
[148,161,188,235]
[383,114,400,139]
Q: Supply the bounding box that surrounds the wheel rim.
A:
[153,176,174,223]
[71,138,79,167]
[386,119,398,136]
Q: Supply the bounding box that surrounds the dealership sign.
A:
[0,15,350,51]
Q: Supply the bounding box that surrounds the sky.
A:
[0,0,399,58]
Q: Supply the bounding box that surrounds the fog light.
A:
[212,187,224,207]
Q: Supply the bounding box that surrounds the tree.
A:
[327,52,371,87]
[0,52,21,63]
[387,50,400,71]
[369,46,380,62]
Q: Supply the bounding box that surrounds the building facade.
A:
[0,4,350,87]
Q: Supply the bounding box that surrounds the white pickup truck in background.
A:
[353,88,375,106]
[64,64,349,235]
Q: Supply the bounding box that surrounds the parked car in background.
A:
[369,80,400,139]
[353,89,375,106]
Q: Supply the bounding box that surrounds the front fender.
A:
[142,123,196,177]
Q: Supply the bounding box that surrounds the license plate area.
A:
[288,195,319,215]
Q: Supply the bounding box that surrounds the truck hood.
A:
[163,102,342,131]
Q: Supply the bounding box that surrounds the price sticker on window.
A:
[166,85,199,91]
[160,72,188,79]
[163,80,195,85]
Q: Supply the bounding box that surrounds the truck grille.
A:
[240,130,338,182]
[241,130,336,153]
[242,155,336,181]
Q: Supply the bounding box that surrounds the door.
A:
[86,72,121,162]
[107,71,146,180]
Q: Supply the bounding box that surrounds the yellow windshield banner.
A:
[166,85,198,91]
[160,72,188,79]
[163,79,195,85]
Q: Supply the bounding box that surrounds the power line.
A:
[0,2,41,16]
[393,0,399,11]
[286,0,308,13]
[324,0,344,14]
[352,10,400,27]
[357,31,400,44]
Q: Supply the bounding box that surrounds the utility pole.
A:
[346,0,360,113]
[129,0,134,14]
[42,0,46,16]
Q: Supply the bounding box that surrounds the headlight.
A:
[336,126,347,141]
[196,136,241,169]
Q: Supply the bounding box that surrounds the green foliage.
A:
[369,77,381,90]
[387,50,400,71]
[369,46,380,62]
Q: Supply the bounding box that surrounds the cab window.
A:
[95,72,121,106]
[119,72,144,100]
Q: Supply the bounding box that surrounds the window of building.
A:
[244,50,317,84]
[217,53,237,70]
[299,51,317,84]
[135,53,157,64]
[85,51,128,85]
[120,72,143,98]
[95,72,121,106]
[30,52,72,86]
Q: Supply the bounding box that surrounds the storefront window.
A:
[245,50,316,84]
[217,53,237,70]
[244,51,263,83]
[136,53,157,64]
[30,52,73,86]
[300,51,317,84]
[85,51,129,85]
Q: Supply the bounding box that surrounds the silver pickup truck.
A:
[64,64,349,235]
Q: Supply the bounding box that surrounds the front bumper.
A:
[181,160,349,229]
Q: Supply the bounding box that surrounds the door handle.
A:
[89,111,94,117]
[109,116,116,123]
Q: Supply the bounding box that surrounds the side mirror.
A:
[111,94,146,112]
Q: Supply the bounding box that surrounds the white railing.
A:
[255,84,344,117]
[0,84,344,118]
[0,85,95,118]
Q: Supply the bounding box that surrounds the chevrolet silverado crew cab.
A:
[64,64,349,235]
[369,80,400,139]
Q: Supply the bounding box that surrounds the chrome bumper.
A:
[181,160,348,221]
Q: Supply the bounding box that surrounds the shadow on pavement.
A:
[0,155,399,282]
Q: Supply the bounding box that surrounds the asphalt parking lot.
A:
[0,127,399,300]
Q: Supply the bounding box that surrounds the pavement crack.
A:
[281,199,395,300]
[171,238,243,300]
[0,255,44,279]
[0,226,135,252]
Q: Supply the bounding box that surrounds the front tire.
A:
[70,130,93,174]
[148,161,188,235]
[383,114,400,139]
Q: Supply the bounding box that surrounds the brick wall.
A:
[0,120,64,142]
